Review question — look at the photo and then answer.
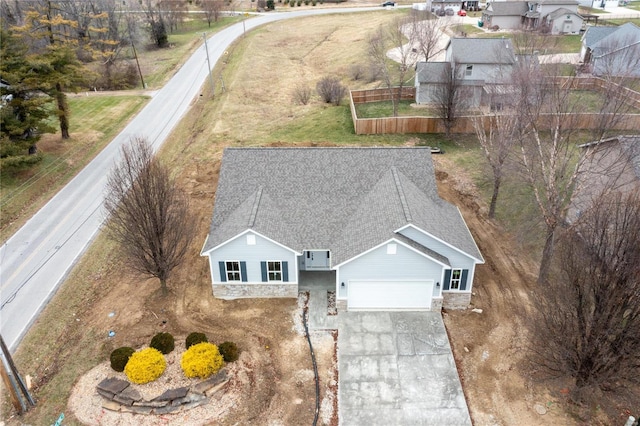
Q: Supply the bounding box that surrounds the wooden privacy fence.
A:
[350,79,640,135]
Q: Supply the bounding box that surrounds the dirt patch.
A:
[433,156,578,425]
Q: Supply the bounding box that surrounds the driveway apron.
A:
[338,312,471,425]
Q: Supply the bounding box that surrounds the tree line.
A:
[0,0,229,171]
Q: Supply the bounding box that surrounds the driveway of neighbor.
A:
[338,312,471,425]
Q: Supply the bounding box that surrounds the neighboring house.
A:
[201,148,484,311]
[482,0,581,32]
[415,37,516,107]
[431,0,464,13]
[482,1,528,29]
[580,23,640,77]
[544,7,583,34]
[568,135,640,223]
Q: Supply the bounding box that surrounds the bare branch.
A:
[104,137,197,294]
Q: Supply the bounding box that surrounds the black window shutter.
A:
[261,261,267,282]
[219,261,227,283]
[282,261,289,282]
[460,269,469,291]
[240,261,247,282]
[443,269,451,290]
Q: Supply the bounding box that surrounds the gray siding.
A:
[398,226,477,295]
[207,231,297,284]
[336,241,443,300]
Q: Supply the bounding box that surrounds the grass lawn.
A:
[0,95,149,241]
[451,23,485,36]
[602,17,640,25]
[126,16,243,89]
[355,100,439,118]
[624,1,640,11]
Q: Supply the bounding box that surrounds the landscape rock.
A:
[97,377,129,394]
[471,308,483,314]
[153,386,189,402]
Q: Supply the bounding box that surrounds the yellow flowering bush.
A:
[180,342,224,379]
[124,347,166,384]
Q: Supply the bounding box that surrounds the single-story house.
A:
[580,23,640,77]
[201,147,484,311]
[568,135,640,222]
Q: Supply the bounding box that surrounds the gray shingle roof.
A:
[484,1,528,16]
[547,7,579,19]
[582,26,620,48]
[203,147,483,265]
[447,38,516,64]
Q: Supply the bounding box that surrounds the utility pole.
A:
[203,33,215,96]
[0,334,35,414]
[131,40,146,89]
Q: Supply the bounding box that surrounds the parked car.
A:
[381,1,396,6]
[436,8,446,15]
[445,8,455,15]
[457,9,467,16]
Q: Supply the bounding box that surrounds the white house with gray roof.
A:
[201,148,484,311]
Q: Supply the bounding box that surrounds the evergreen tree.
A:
[0,29,54,170]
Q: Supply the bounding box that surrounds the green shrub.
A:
[110,347,135,372]
[150,332,175,354]
[185,332,208,349]
[124,348,166,384]
[218,341,240,362]
[181,342,224,379]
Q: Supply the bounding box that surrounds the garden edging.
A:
[96,370,228,415]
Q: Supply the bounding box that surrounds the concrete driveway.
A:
[338,312,471,425]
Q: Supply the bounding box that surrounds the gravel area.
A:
[68,350,247,425]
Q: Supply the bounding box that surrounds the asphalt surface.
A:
[0,6,381,352]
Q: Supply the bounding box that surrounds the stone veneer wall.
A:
[213,283,298,299]
[97,370,228,415]
[431,297,443,311]
[443,292,471,310]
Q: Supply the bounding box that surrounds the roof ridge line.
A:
[391,167,412,222]
[248,187,263,227]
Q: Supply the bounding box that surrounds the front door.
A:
[303,250,330,270]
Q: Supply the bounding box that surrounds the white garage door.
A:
[348,280,433,310]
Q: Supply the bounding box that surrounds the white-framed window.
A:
[267,261,282,281]
[225,261,241,281]
[450,268,462,290]
[465,64,473,77]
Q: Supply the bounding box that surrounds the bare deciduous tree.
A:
[528,191,640,399]
[104,137,197,295]
[368,17,414,117]
[433,62,468,138]
[472,112,518,218]
[408,10,446,62]
[142,0,169,47]
[201,0,225,27]
[511,56,635,284]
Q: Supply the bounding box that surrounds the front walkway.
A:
[299,270,338,330]
[338,312,471,426]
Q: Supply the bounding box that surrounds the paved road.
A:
[0,7,379,352]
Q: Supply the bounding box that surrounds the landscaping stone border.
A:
[96,370,228,415]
